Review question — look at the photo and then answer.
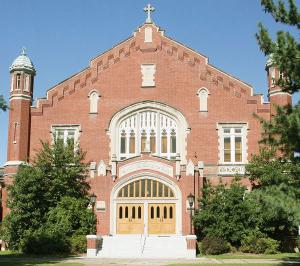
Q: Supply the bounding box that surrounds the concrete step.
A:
[96,235,193,258]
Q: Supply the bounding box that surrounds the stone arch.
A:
[110,172,182,235]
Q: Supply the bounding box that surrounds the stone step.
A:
[96,235,193,258]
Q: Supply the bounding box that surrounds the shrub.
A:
[240,231,279,254]
[201,236,230,255]
[257,238,279,254]
[20,228,70,254]
[69,235,87,254]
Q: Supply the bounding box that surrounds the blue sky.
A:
[0,0,299,166]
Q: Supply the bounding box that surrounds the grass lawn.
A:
[0,251,83,266]
[170,264,300,266]
[170,253,300,266]
[201,252,300,259]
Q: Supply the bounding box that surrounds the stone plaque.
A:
[119,160,173,177]
[218,165,245,175]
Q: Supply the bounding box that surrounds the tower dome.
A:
[9,48,36,74]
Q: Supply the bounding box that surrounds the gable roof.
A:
[31,22,266,115]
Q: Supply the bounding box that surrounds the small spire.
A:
[144,3,155,23]
[21,46,27,55]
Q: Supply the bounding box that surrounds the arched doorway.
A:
[110,174,182,235]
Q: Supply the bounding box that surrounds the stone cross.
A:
[144,3,155,23]
[21,46,27,55]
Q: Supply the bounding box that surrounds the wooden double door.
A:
[116,203,176,235]
[148,203,176,234]
[117,203,144,234]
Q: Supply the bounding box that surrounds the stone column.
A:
[86,235,102,257]
[186,235,197,258]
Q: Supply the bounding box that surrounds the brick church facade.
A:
[2,5,291,257]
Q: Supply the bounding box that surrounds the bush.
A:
[69,235,87,254]
[240,231,279,254]
[20,228,70,254]
[201,236,230,255]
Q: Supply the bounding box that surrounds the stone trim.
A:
[4,160,25,167]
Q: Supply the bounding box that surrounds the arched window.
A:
[89,91,99,113]
[10,76,14,92]
[24,75,30,92]
[108,101,190,164]
[117,178,175,198]
[16,74,21,90]
[197,88,209,112]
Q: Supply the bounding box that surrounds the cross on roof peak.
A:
[144,3,155,23]
[21,46,27,55]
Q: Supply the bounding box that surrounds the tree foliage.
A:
[46,196,96,237]
[2,139,95,252]
[256,104,300,157]
[193,1,300,254]
[256,0,300,94]
[246,148,300,245]
[0,95,8,111]
[193,180,259,247]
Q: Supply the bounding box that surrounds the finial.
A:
[21,46,27,55]
[144,3,155,23]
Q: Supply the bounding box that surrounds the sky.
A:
[0,0,299,166]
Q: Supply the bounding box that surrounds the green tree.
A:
[46,196,96,237]
[245,1,300,246]
[257,104,300,157]
[2,138,94,251]
[246,148,300,245]
[193,180,259,247]
[256,0,300,94]
[256,0,300,157]
[0,95,8,111]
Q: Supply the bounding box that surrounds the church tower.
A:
[2,48,36,217]
[266,55,292,116]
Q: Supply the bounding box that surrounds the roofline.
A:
[34,35,136,108]
[90,35,135,63]
[162,35,208,63]
[163,34,254,92]
[208,64,253,90]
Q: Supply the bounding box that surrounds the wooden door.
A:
[117,204,144,234]
[148,203,176,234]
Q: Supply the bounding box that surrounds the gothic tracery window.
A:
[119,111,177,160]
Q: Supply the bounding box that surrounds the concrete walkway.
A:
[63,257,300,265]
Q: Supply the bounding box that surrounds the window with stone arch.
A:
[118,111,178,160]
[108,101,189,164]
[88,90,100,114]
[197,88,209,112]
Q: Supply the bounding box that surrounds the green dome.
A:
[10,48,35,74]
